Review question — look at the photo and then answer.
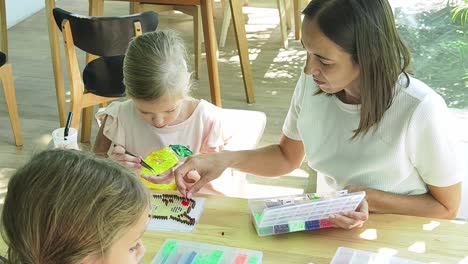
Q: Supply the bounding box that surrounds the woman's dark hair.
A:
[303,0,411,138]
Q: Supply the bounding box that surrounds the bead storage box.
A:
[248,191,366,236]
[151,239,263,264]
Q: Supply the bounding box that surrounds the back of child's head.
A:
[124,30,191,100]
[1,149,150,264]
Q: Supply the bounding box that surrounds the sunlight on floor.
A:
[408,241,426,254]
[264,67,295,79]
[243,7,280,26]
[227,47,261,62]
[273,49,307,63]
[264,49,306,79]
[359,228,378,240]
[423,220,440,231]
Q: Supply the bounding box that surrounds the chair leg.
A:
[200,0,222,107]
[0,64,23,146]
[220,0,227,11]
[277,0,289,49]
[89,0,105,16]
[194,6,202,80]
[81,106,94,143]
[284,0,292,30]
[129,2,143,14]
[0,0,8,55]
[228,0,255,104]
[219,3,231,48]
[293,0,301,40]
[46,0,67,127]
[174,5,202,80]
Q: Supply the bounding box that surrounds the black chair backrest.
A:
[53,8,159,57]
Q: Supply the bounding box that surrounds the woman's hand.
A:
[108,144,142,170]
[174,152,229,197]
[328,199,369,229]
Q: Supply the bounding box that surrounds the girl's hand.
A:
[141,168,174,184]
[142,167,201,186]
[328,199,369,229]
[108,144,142,170]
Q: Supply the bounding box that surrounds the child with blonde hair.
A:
[1,149,149,264]
[93,30,227,193]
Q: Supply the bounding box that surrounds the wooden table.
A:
[143,192,468,263]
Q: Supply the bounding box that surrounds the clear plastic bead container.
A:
[248,191,366,236]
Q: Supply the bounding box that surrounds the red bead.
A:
[181,199,189,206]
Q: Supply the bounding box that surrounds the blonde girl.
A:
[1,149,149,264]
[93,30,226,192]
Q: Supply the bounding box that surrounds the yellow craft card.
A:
[139,147,179,190]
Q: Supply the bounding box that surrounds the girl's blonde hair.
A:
[1,149,150,264]
[124,30,192,100]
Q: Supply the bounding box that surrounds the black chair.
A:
[53,8,158,143]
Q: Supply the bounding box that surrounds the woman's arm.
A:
[348,182,461,219]
[228,135,305,176]
[176,136,370,229]
[175,134,305,195]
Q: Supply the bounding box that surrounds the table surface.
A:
[142,191,468,264]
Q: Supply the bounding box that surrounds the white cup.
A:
[52,127,79,150]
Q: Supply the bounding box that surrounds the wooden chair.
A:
[52,8,159,143]
[0,0,22,146]
[89,0,255,107]
[219,0,306,49]
[47,0,255,139]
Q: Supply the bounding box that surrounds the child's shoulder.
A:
[195,99,223,118]
[95,99,135,125]
[197,99,221,110]
[100,100,134,116]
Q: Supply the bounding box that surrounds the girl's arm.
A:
[348,183,461,219]
[93,115,112,158]
[175,134,305,194]
[93,116,142,169]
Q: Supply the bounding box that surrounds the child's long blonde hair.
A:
[124,30,192,100]
[1,149,150,264]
